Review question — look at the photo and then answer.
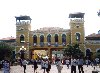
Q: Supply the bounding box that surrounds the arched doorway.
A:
[86,48,92,59]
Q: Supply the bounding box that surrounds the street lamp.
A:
[20,46,26,59]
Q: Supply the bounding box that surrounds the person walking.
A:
[22,59,28,73]
[3,60,10,73]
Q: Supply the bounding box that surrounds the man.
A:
[56,59,63,73]
[65,58,70,69]
[71,57,77,73]
[22,59,28,73]
[3,60,10,73]
[77,57,84,73]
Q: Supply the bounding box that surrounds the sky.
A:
[0,0,100,39]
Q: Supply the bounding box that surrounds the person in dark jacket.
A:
[34,59,38,73]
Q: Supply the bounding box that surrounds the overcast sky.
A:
[0,0,100,38]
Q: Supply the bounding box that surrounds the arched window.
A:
[55,34,58,42]
[40,35,44,42]
[47,34,51,42]
[86,49,91,59]
[33,35,37,43]
[62,34,66,43]
[20,35,24,43]
[97,49,100,52]
[76,33,80,41]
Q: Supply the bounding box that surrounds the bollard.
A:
[92,71,98,73]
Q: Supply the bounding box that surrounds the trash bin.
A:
[92,71,98,73]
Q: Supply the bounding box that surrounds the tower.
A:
[15,16,32,59]
[69,12,85,51]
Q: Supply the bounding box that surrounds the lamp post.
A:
[20,46,26,59]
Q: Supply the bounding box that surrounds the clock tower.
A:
[15,16,32,59]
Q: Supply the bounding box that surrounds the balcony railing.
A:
[62,42,66,46]
[32,42,68,47]
[33,43,37,46]
[54,42,58,47]
[40,42,44,47]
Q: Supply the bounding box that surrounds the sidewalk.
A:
[0,65,100,73]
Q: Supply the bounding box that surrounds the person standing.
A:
[77,57,84,73]
[56,59,63,73]
[3,60,10,73]
[65,58,70,69]
[33,59,38,73]
[85,59,90,67]
[22,59,28,73]
[71,57,77,73]
[45,60,49,73]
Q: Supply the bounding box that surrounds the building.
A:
[15,12,93,59]
[85,31,100,58]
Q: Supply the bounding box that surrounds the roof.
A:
[0,37,16,41]
[85,33,100,38]
[85,33,100,40]
[69,12,85,18]
[15,16,32,21]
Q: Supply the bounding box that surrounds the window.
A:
[47,34,51,42]
[55,34,58,42]
[62,34,66,43]
[76,33,80,41]
[76,25,79,28]
[20,35,24,43]
[33,35,37,43]
[40,35,44,42]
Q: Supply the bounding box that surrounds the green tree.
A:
[0,42,14,60]
[63,44,84,58]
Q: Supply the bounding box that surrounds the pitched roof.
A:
[0,37,16,41]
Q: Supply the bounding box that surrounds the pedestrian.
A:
[33,59,38,73]
[19,59,23,67]
[45,59,49,73]
[0,60,2,69]
[22,59,28,73]
[71,57,77,73]
[56,59,63,73]
[77,57,84,73]
[3,60,10,73]
[85,59,90,67]
[65,58,70,69]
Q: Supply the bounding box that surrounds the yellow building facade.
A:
[15,13,92,59]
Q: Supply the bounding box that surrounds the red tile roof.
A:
[85,33,100,38]
[0,37,16,40]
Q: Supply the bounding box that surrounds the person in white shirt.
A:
[71,57,77,73]
[22,59,28,73]
[85,59,90,67]
[65,58,70,69]
[77,57,84,73]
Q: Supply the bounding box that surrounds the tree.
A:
[63,43,84,58]
[0,42,15,60]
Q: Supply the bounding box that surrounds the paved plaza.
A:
[0,65,100,73]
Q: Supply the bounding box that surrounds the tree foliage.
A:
[63,44,84,58]
[0,42,14,60]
